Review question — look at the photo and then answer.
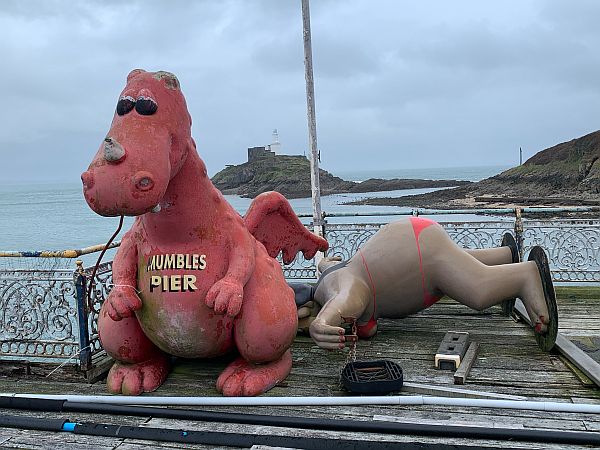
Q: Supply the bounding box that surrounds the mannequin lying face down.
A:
[295,217,554,351]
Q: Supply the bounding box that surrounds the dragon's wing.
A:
[244,191,329,264]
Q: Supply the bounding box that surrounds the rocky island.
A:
[349,129,600,209]
[211,146,470,199]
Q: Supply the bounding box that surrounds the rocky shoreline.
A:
[213,129,599,208]
[349,130,600,210]
[347,187,600,209]
[211,154,471,199]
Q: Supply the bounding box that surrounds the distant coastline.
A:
[348,130,600,209]
[212,128,600,208]
[335,165,510,183]
[211,149,472,199]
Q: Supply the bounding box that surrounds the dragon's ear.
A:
[127,69,146,82]
[153,71,181,90]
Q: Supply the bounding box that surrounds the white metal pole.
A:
[301,0,323,240]
[5,393,600,414]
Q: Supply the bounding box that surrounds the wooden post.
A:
[514,207,524,261]
[514,301,600,387]
[74,260,92,372]
[453,342,480,385]
[301,0,323,239]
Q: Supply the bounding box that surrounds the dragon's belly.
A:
[135,244,235,358]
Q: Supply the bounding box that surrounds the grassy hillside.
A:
[211,155,354,198]
[478,130,600,197]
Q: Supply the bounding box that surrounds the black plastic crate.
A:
[341,360,404,394]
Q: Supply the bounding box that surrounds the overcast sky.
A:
[1,0,599,183]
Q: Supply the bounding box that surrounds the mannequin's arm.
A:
[309,280,371,350]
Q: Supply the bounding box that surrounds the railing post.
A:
[312,212,327,278]
[74,260,92,372]
[321,212,327,251]
[514,207,524,261]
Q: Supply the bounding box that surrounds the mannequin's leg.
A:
[465,247,512,266]
[420,227,549,332]
[464,233,519,315]
[463,232,519,266]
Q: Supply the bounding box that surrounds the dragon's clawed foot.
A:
[216,351,292,396]
[106,354,170,395]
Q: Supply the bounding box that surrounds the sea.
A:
[0,165,509,266]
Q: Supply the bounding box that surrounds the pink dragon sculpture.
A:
[81,69,328,396]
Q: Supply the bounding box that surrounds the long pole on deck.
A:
[301,0,323,238]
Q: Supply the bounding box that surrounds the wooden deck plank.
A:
[0,286,598,449]
[139,417,575,450]
[0,431,121,450]
[116,444,231,450]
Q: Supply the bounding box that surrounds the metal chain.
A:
[339,317,358,386]
[347,322,357,364]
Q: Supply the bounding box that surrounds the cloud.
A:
[0,0,599,183]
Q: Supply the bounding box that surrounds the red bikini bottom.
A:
[356,217,443,338]
[410,217,443,307]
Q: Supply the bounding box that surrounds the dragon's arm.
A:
[205,215,256,317]
[105,230,142,321]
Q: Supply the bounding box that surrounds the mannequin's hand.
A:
[309,318,350,350]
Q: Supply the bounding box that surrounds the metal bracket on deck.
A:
[435,331,470,370]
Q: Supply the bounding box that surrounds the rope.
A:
[86,215,125,312]
[45,345,91,378]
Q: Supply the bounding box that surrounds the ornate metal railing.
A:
[324,220,517,259]
[318,219,600,282]
[285,217,600,283]
[1,208,599,369]
[522,219,600,283]
[84,261,113,361]
[0,269,79,362]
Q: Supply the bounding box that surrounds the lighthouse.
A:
[269,129,282,154]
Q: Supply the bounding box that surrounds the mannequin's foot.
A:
[527,246,558,352]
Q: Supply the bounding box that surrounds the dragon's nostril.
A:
[81,171,94,189]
